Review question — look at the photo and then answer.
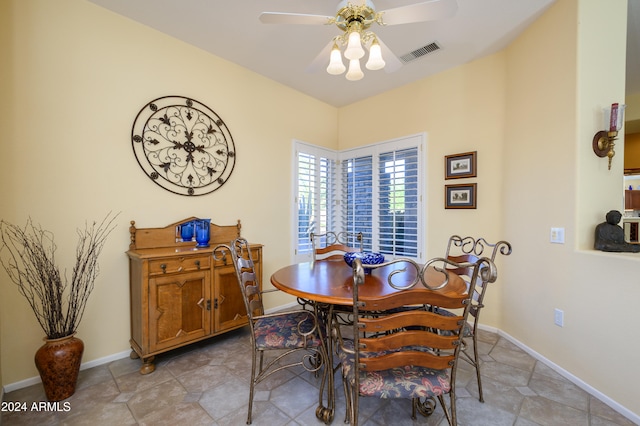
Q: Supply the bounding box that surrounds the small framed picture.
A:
[445,151,477,179]
[445,183,477,209]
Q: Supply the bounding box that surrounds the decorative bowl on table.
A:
[343,252,385,272]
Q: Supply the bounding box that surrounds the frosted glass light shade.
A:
[603,104,626,132]
[326,44,346,75]
[365,39,385,70]
[346,59,364,81]
[344,31,365,60]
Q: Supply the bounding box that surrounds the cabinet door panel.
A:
[625,190,640,209]
[149,270,211,351]
[213,248,262,333]
[214,265,248,332]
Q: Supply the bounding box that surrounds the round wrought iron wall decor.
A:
[131,96,236,196]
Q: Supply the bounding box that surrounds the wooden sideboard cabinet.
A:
[126,217,262,374]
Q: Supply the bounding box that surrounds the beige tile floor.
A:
[1,327,636,426]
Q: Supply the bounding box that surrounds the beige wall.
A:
[503,0,639,416]
[625,94,640,169]
[0,0,336,386]
[1,0,638,420]
[627,93,640,120]
[339,54,507,326]
[625,133,640,170]
[0,0,9,397]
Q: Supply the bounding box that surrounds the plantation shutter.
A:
[295,144,337,260]
[339,145,420,258]
[340,155,374,251]
[378,147,419,257]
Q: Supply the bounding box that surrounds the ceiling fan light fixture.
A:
[344,28,365,60]
[346,58,364,81]
[326,43,346,75]
[262,0,461,82]
[365,37,385,70]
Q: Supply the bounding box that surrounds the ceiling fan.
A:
[259,0,458,81]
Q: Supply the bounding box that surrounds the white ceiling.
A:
[86,0,637,108]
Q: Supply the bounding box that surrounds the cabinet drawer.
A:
[149,255,210,275]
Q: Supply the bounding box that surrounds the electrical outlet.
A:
[554,308,564,327]
[550,227,565,244]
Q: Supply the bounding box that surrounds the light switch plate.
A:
[550,227,565,244]
[554,308,564,327]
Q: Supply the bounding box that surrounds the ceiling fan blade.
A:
[306,40,337,73]
[379,0,458,26]
[259,12,333,25]
[376,37,403,73]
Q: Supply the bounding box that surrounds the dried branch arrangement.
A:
[0,213,118,339]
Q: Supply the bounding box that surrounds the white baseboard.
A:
[484,325,640,425]
[2,349,131,394]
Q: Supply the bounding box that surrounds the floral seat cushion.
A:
[254,311,323,350]
[338,341,451,399]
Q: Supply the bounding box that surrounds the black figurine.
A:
[594,210,640,252]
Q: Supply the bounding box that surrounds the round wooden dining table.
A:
[270,258,467,305]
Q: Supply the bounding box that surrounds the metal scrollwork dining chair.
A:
[310,231,363,261]
[334,256,496,426]
[214,238,330,424]
[439,235,512,403]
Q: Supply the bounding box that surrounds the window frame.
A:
[293,133,426,263]
[292,142,338,263]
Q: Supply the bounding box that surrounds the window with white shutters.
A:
[294,134,424,262]
[294,143,338,261]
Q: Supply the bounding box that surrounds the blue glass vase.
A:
[180,221,194,242]
[195,219,211,248]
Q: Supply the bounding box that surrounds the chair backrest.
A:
[444,236,512,318]
[349,256,495,377]
[445,235,512,263]
[214,238,263,320]
[444,253,481,315]
[310,231,363,260]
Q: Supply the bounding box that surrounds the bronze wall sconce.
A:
[593,103,625,170]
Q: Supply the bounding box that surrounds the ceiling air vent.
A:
[400,42,441,64]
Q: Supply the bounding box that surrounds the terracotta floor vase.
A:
[34,334,84,401]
